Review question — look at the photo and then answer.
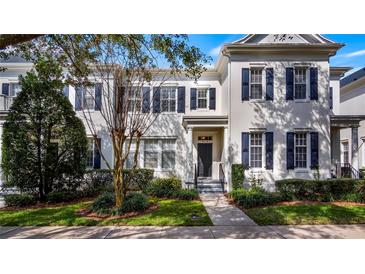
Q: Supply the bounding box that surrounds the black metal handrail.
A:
[340,163,363,179]
[219,163,226,192]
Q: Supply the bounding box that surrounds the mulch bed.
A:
[0,197,95,212]
[76,203,159,221]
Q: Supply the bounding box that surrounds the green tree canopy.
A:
[1,59,88,200]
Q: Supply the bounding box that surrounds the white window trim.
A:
[82,87,96,111]
[86,137,95,169]
[196,88,210,110]
[341,140,350,164]
[142,139,176,171]
[8,82,21,97]
[293,66,310,102]
[127,86,143,113]
[249,132,266,171]
[160,86,177,113]
[249,68,266,101]
[294,131,310,171]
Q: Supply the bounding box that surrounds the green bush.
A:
[360,168,365,179]
[4,194,37,207]
[231,164,244,190]
[45,191,79,204]
[125,168,154,192]
[275,178,365,202]
[229,188,282,209]
[173,189,199,200]
[148,177,182,198]
[91,192,115,214]
[114,192,150,215]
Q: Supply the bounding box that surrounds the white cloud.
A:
[342,49,365,58]
[209,45,222,57]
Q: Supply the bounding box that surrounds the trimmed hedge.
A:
[4,194,37,207]
[91,192,116,214]
[173,189,199,200]
[231,164,244,190]
[229,188,282,209]
[148,177,182,198]
[275,179,365,202]
[45,191,79,204]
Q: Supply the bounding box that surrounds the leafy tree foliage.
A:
[1,59,88,200]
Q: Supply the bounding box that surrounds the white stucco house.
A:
[0,34,364,192]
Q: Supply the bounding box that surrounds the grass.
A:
[245,204,365,225]
[0,198,212,226]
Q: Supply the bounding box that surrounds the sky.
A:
[188,34,365,76]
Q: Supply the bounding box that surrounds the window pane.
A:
[250,69,262,99]
[162,151,175,169]
[294,68,306,99]
[160,87,176,112]
[144,151,158,168]
[197,89,208,109]
[250,133,262,168]
[10,83,21,97]
[86,139,94,168]
[295,133,307,168]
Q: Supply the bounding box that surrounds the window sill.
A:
[294,168,310,173]
[294,99,310,103]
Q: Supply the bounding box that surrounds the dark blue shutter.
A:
[286,68,294,100]
[287,132,295,169]
[75,87,83,111]
[242,68,249,101]
[153,87,160,113]
[142,87,150,113]
[266,68,274,100]
[190,88,197,110]
[63,85,69,98]
[310,132,319,169]
[2,83,9,96]
[177,86,185,113]
[329,87,333,110]
[265,132,274,169]
[241,132,250,168]
[209,88,216,110]
[95,83,102,111]
[93,138,101,169]
[310,67,318,100]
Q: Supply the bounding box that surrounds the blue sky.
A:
[188,34,365,75]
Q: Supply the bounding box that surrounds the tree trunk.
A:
[112,136,124,207]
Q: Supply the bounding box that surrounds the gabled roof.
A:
[233,34,337,45]
[340,67,365,88]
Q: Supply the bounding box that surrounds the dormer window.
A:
[250,68,263,99]
[294,68,307,100]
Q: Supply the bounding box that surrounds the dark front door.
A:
[197,143,212,177]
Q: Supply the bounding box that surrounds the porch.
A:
[331,115,365,178]
[182,115,230,192]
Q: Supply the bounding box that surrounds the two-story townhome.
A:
[334,68,365,177]
[1,34,361,192]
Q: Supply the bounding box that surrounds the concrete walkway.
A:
[200,193,257,226]
[2,224,365,239]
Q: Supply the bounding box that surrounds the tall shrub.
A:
[231,164,245,190]
[1,59,88,200]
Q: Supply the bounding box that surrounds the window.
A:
[162,139,176,169]
[342,141,349,164]
[250,69,263,99]
[83,88,95,110]
[9,83,21,97]
[161,87,176,112]
[86,138,94,168]
[128,87,142,112]
[295,133,307,168]
[125,140,138,168]
[197,88,208,109]
[294,68,307,100]
[250,133,263,168]
[143,139,176,170]
[144,139,159,169]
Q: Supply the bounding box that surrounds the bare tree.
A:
[3,34,209,207]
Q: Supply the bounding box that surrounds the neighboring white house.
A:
[335,68,365,176]
[1,34,363,192]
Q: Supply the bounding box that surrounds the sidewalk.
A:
[200,193,257,226]
[2,224,365,239]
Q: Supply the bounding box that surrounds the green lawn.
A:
[0,199,212,226]
[245,204,365,225]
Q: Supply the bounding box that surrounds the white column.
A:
[223,126,231,192]
[330,127,341,178]
[351,126,359,177]
[186,127,193,182]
